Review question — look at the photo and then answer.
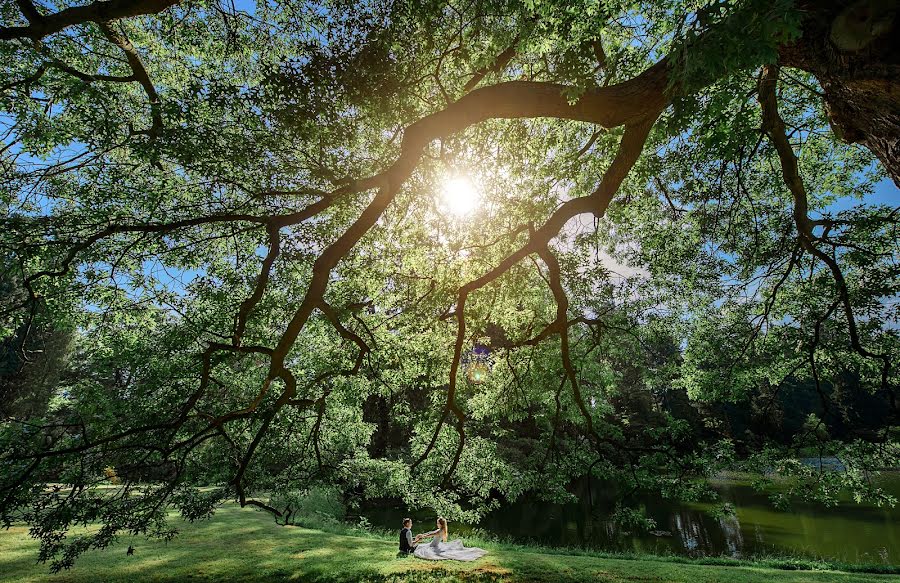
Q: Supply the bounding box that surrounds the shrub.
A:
[270,486,345,526]
[103,466,121,485]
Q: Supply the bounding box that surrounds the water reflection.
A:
[360,472,900,564]
[718,512,743,555]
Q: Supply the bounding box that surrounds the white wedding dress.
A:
[413,529,487,561]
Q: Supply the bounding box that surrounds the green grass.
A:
[1,503,897,583]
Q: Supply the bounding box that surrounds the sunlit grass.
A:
[1,502,896,582]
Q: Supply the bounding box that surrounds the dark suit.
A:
[399,527,416,553]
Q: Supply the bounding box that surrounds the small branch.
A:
[462,38,519,93]
[0,63,47,92]
[47,58,135,83]
[233,224,281,346]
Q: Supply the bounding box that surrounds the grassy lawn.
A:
[1,503,896,583]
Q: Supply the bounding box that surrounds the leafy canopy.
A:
[0,0,897,571]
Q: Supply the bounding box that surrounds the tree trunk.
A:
[781,0,900,186]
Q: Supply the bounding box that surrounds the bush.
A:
[103,466,121,485]
[269,486,345,526]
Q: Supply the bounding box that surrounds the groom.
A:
[399,518,420,554]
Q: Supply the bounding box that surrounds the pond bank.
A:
[1,503,897,582]
[360,471,900,565]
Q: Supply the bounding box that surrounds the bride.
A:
[413,517,487,561]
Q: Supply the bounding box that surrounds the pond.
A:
[359,471,900,565]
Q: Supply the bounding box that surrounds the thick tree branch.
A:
[7,58,670,506]
[1,0,181,41]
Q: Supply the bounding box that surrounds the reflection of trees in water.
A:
[718,513,744,556]
[658,508,744,557]
[582,490,743,557]
[673,512,708,552]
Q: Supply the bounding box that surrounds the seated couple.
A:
[399,517,487,561]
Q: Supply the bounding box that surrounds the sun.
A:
[440,175,480,217]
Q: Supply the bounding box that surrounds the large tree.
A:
[1,0,897,570]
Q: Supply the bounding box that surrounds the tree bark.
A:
[780,0,900,186]
[0,0,181,41]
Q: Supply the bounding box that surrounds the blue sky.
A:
[851,177,898,208]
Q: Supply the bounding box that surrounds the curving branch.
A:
[43,53,135,82]
[1,0,181,41]
[228,300,372,505]
[96,20,162,135]
[462,38,519,93]
[3,1,179,135]
[536,244,596,438]
[233,224,280,346]
[759,64,895,411]
[5,56,672,515]
[231,407,279,513]
[1,58,134,92]
[11,188,339,301]
[531,245,661,465]
[318,301,371,374]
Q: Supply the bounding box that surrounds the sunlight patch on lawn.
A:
[303,546,340,558]
[112,556,177,574]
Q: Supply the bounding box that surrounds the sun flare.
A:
[440,176,480,217]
